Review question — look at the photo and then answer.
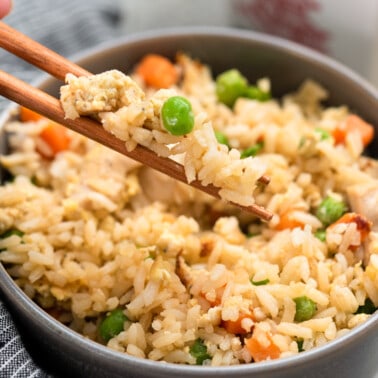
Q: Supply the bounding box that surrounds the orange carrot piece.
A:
[39,121,71,156]
[332,125,347,145]
[346,114,374,146]
[245,330,281,362]
[275,211,305,231]
[328,212,372,242]
[20,106,43,122]
[136,54,178,89]
[19,107,70,157]
[333,114,374,147]
[223,313,255,334]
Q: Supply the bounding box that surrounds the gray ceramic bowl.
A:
[0,27,377,378]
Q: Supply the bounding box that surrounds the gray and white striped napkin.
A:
[0,1,121,375]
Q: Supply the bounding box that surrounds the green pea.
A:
[315,127,331,141]
[251,278,270,286]
[294,296,317,322]
[216,69,248,107]
[316,196,347,226]
[99,308,129,342]
[189,338,211,365]
[161,96,194,136]
[314,229,326,242]
[240,142,264,158]
[214,130,230,147]
[245,85,271,102]
[355,298,377,315]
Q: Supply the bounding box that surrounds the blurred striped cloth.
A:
[0,1,120,376]
[0,0,121,112]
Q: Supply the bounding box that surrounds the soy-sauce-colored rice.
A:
[0,54,377,366]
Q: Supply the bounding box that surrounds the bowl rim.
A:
[1,25,377,375]
[24,25,378,98]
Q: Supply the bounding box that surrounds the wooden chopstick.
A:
[0,21,89,80]
[0,22,273,221]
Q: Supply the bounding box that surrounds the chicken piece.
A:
[139,167,178,204]
[60,70,146,119]
[347,183,378,231]
[138,166,211,206]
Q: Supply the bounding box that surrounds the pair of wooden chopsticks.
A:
[0,21,273,221]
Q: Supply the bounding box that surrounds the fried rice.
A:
[0,53,377,366]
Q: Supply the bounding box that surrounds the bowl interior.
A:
[1,27,378,378]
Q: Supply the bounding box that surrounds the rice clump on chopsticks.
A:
[60,67,266,207]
